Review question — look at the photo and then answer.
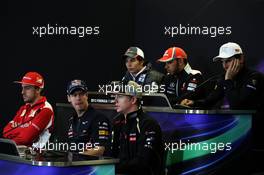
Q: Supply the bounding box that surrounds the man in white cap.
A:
[181,42,264,173]
[3,72,54,148]
[122,46,164,87]
[181,42,264,110]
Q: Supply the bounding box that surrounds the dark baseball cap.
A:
[67,79,88,95]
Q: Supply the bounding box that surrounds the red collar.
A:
[25,96,46,108]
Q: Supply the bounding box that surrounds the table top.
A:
[0,151,119,167]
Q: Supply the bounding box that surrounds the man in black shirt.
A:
[181,42,264,161]
[122,46,164,87]
[157,47,204,106]
[111,81,164,175]
[67,79,111,156]
[181,42,264,110]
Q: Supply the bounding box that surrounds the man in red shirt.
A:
[3,72,54,149]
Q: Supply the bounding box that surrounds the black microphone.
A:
[173,73,223,108]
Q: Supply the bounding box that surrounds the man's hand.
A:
[225,59,240,80]
[180,99,194,106]
[82,146,105,157]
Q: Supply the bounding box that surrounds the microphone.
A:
[173,73,223,108]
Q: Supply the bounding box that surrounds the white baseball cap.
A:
[213,42,243,62]
[123,47,144,59]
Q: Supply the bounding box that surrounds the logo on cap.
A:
[123,47,144,59]
[14,72,44,88]
[67,79,88,95]
[158,47,187,62]
[213,42,243,62]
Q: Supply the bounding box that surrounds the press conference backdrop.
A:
[2,0,264,134]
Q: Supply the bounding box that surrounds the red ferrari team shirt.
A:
[3,96,54,148]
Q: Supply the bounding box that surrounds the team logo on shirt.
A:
[187,82,197,91]
[68,124,73,137]
[82,121,88,125]
[138,74,146,83]
[190,78,197,83]
[28,109,37,117]
[252,79,257,86]
[144,131,156,149]
[20,109,26,117]
[214,85,218,90]
[129,133,136,142]
[98,130,109,135]
[98,121,109,140]
[169,82,175,88]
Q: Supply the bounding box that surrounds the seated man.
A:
[111,81,164,175]
[157,47,204,106]
[67,79,111,156]
[181,42,264,153]
[181,42,264,110]
[122,46,164,87]
[3,72,54,149]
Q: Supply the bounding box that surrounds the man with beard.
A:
[3,72,54,149]
[157,47,204,106]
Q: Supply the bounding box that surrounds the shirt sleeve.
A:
[193,79,227,108]
[194,73,264,109]
[225,74,263,109]
[176,73,204,104]
[89,114,111,148]
[3,107,24,139]
[3,108,53,146]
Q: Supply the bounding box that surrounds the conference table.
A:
[0,92,254,175]
[0,151,118,175]
[55,98,254,174]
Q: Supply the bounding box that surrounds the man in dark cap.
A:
[66,79,111,156]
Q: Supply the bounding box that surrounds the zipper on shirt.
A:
[176,79,179,97]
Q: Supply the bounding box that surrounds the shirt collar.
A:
[130,66,147,79]
[26,96,46,108]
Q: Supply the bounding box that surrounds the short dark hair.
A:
[34,86,44,95]
[135,56,149,66]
